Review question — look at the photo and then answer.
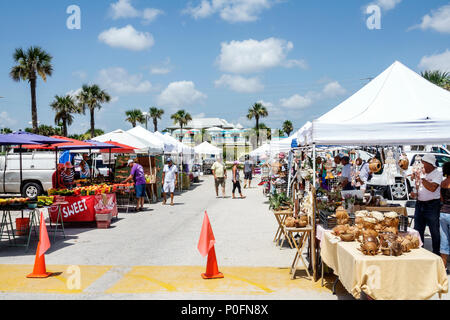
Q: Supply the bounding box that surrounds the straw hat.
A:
[64,161,74,169]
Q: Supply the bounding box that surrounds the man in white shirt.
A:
[340,156,354,191]
[411,154,443,255]
[211,157,227,198]
[162,158,178,206]
[355,157,372,192]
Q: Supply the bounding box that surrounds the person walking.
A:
[440,161,450,273]
[212,157,227,198]
[411,154,443,256]
[162,158,178,206]
[232,161,246,199]
[243,156,254,189]
[123,159,147,212]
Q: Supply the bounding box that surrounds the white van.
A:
[0,152,56,197]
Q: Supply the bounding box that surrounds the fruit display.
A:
[0,197,31,208]
[48,183,135,197]
[37,196,54,207]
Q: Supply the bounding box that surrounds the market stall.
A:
[47,185,125,223]
[281,61,450,298]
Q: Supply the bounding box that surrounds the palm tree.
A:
[422,70,450,91]
[125,109,145,128]
[149,107,165,132]
[1,128,12,134]
[82,129,105,140]
[247,102,268,147]
[170,110,192,142]
[282,120,294,137]
[77,84,111,138]
[10,47,53,133]
[51,95,80,137]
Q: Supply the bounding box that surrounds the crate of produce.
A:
[319,210,355,229]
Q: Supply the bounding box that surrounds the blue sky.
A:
[1,0,449,135]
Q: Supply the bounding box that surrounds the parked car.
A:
[202,158,216,175]
[191,164,201,183]
[367,152,450,200]
[0,152,56,198]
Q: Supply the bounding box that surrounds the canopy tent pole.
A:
[109,147,112,182]
[312,143,317,189]
[19,144,23,195]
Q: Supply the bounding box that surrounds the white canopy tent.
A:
[305,61,450,146]
[270,135,297,154]
[93,129,159,154]
[126,126,165,153]
[153,131,177,153]
[249,143,272,158]
[194,142,221,158]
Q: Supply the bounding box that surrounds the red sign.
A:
[50,194,118,223]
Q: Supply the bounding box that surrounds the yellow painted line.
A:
[225,274,274,293]
[0,265,111,294]
[107,266,330,295]
[128,273,177,292]
[0,265,332,295]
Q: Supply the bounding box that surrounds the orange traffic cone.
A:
[198,211,224,279]
[27,212,52,279]
[201,246,224,279]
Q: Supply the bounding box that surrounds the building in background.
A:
[167,118,253,161]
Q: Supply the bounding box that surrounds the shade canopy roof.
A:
[194,142,221,155]
[93,129,159,153]
[99,141,136,154]
[22,136,94,150]
[0,134,40,146]
[126,126,164,153]
[307,61,450,145]
[9,131,70,145]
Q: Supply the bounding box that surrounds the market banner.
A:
[50,194,118,222]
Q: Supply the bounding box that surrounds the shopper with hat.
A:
[61,161,75,189]
[232,161,246,199]
[162,158,178,206]
[412,154,443,256]
[123,159,147,212]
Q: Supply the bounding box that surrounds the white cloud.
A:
[280,94,313,109]
[418,50,450,72]
[110,0,140,19]
[217,38,305,74]
[150,67,171,75]
[150,58,173,75]
[322,81,347,97]
[277,80,346,110]
[0,111,17,127]
[215,74,264,93]
[157,81,207,108]
[374,0,402,11]
[193,113,206,118]
[98,25,155,51]
[416,5,450,34]
[98,67,153,94]
[66,88,83,99]
[184,0,277,23]
[72,71,87,80]
[110,0,163,24]
[142,8,164,24]
[257,100,274,108]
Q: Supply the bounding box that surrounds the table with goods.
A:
[318,204,448,300]
[0,196,56,250]
[47,183,134,226]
